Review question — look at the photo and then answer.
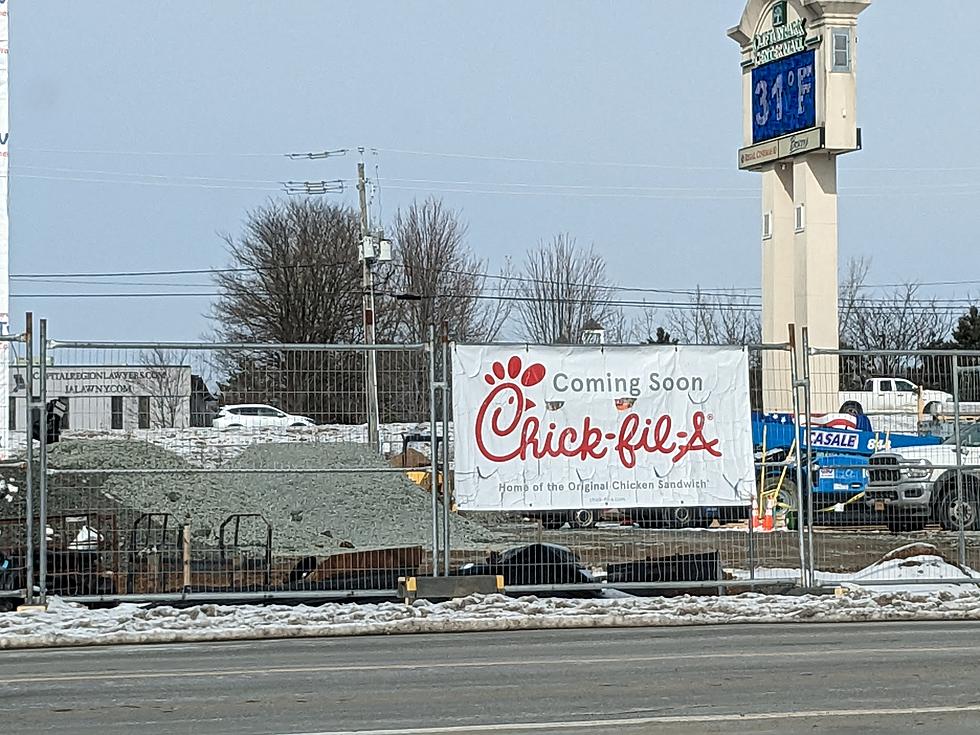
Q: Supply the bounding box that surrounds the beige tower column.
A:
[793,152,840,412]
[761,164,796,411]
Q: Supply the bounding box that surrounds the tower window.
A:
[832,29,851,72]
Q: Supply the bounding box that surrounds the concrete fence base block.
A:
[398,575,503,602]
[16,604,48,613]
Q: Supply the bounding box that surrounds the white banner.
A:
[452,345,755,511]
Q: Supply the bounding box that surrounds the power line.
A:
[12,287,978,315]
[6,290,762,311]
[380,184,758,201]
[11,173,284,192]
[13,161,980,200]
[379,177,758,193]
[11,165,286,186]
[18,143,980,174]
[373,147,980,175]
[10,259,980,302]
[12,277,214,288]
[12,292,219,299]
[14,163,980,196]
[10,263,351,279]
[14,170,980,199]
[10,261,760,297]
[381,176,980,195]
[18,147,286,158]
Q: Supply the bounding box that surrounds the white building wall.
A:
[9,365,192,433]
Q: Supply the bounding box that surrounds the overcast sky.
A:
[9,1,980,341]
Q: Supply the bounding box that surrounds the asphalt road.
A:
[3,622,980,734]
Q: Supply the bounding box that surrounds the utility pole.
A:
[357,159,380,450]
[285,147,386,451]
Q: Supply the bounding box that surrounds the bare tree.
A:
[838,255,871,336]
[211,198,368,344]
[516,234,618,344]
[838,256,951,353]
[665,288,761,345]
[389,198,510,342]
[133,349,190,428]
[210,199,378,422]
[837,256,953,388]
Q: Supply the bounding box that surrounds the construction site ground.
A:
[456,518,980,575]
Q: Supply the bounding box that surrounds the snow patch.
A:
[3,586,980,650]
[728,548,980,594]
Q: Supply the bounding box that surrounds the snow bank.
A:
[839,545,980,594]
[3,586,980,650]
[728,544,980,594]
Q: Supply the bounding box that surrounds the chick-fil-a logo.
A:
[475,355,722,469]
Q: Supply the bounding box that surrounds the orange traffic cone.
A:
[762,498,775,532]
[751,493,763,531]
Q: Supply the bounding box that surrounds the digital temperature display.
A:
[751,49,815,143]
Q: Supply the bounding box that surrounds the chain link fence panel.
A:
[0,324,34,606]
[32,337,471,603]
[26,330,980,602]
[806,346,980,589]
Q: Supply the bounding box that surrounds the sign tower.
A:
[729,0,871,411]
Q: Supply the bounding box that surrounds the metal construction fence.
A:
[807,343,980,588]
[2,317,980,607]
[0,319,32,603]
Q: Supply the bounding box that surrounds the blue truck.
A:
[753,412,942,525]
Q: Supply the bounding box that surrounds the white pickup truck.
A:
[866,423,980,533]
[838,377,953,417]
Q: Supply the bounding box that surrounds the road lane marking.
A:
[6,644,980,684]
[277,704,980,734]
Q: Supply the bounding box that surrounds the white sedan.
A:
[212,404,316,429]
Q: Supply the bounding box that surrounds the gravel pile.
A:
[2,439,495,556]
[221,443,495,553]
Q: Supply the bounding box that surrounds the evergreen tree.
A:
[952,306,980,349]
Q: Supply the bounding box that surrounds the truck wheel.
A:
[764,476,798,525]
[937,484,980,532]
[571,509,596,529]
[840,401,864,416]
[660,506,698,529]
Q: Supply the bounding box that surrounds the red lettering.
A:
[672,411,722,463]
[475,383,720,468]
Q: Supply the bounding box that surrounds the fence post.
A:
[38,318,48,604]
[801,327,816,588]
[428,324,440,577]
[23,312,34,604]
[788,330,808,588]
[441,322,451,576]
[952,353,966,567]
